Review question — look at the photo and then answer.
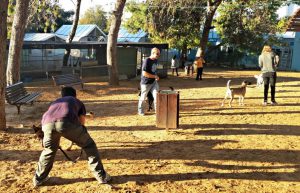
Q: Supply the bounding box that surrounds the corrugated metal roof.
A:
[24,33,58,41]
[118,28,147,42]
[55,24,106,41]
[286,8,300,31]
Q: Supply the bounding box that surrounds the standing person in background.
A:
[258,45,280,106]
[194,56,205,80]
[138,47,160,116]
[171,55,179,76]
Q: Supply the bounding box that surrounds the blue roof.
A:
[55,24,106,41]
[118,28,147,42]
[24,33,58,41]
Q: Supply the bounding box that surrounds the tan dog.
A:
[221,80,251,107]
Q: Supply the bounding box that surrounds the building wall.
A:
[291,32,300,71]
[117,47,138,78]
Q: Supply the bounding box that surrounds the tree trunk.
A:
[6,0,30,85]
[0,0,8,130]
[62,0,81,67]
[107,0,126,86]
[196,0,222,58]
[181,44,187,57]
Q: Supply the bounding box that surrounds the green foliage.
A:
[7,0,70,34]
[79,5,108,33]
[7,0,15,16]
[7,0,16,38]
[26,0,62,33]
[124,0,206,50]
[124,1,148,33]
[215,0,285,54]
[53,8,74,30]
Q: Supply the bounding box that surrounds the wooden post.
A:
[156,90,179,129]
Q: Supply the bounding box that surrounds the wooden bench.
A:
[52,73,83,89]
[5,82,42,114]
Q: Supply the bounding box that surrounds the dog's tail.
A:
[227,80,231,89]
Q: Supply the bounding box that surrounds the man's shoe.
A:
[33,176,50,187]
[96,173,111,184]
[262,101,267,106]
[138,112,145,116]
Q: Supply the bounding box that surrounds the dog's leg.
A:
[241,96,245,106]
[221,94,228,107]
[229,95,233,107]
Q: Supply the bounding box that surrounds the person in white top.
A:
[171,55,179,76]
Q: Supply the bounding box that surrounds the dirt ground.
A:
[1,68,300,193]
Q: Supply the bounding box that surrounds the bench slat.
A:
[17,92,41,104]
[52,74,83,89]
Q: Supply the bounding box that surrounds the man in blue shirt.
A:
[33,87,111,187]
[138,47,160,116]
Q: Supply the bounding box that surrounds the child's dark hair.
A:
[61,87,76,97]
[173,55,177,59]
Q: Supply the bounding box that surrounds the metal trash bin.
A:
[156,90,179,129]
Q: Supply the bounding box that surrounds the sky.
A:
[59,1,299,19]
[58,0,116,16]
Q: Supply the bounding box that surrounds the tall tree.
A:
[107,0,126,86]
[6,0,30,85]
[55,8,74,30]
[215,0,300,54]
[8,0,69,34]
[125,0,205,52]
[0,0,8,129]
[79,5,108,33]
[126,0,296,57]
[62,0,81,67]
[26,0,61,33]
[196,0,222,57]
